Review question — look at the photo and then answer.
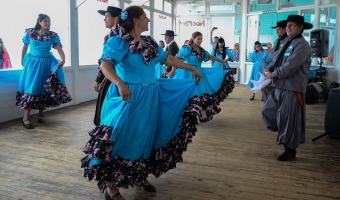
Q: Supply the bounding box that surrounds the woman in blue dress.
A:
[211,37,234,69]
[248,41,271,100]
[80,6,208,200]
[172,31,235,101]
[16,14,72,129]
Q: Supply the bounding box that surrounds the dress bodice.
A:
[102,35,168,84]
[22,28,62,57]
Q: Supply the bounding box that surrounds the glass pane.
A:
[143,9,151,36]
[127,0,149,6]
[320,7,337,66]
[320,0,335,5]
[246,15,259,61]
[78,0,119,65]
[211,17,235,50]
[153,12,172,44]
[176,2,206,16]
[154,0,164,11]
[176,17,209,49]
[301,9,315,43]
[0,0,70,70]
[249,0,276,12]
[210,2,236,14]
[164,1,172,13]
[281,0,315,7]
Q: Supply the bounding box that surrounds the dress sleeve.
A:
[176,46,190,60]
[250,52,256,63]
[100,36,129,68]
[203,49,210,62]
[22,32,30,45]
[226,48,234,61]
[155,46,169,65]
[52,34,63,48]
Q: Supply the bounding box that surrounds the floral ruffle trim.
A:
[81,126,150,192]
[44,72,72,105]
[81,69,235,190]
[25,28,57,42]
[16,92,60,110]
[148,68,235,177]
[16,73,72,110]
[110,25,159,64]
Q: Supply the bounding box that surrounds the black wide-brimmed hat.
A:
[98,6,122,17]
[271,20,287,29]
[286,15,313,29]
[161,30,177,36]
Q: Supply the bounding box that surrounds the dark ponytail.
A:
[214,37,226,60]
[34,13,50,31]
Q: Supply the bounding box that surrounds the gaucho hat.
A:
[271,20,287,29]
[286,15,313,29]
[98,6,122,17]
[161,30,177,36]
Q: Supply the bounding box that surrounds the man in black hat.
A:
[270,20,288,55]
[262,15,313,161]
[93,6,122,126]
[161,30,179,78]
[262,20,288,101]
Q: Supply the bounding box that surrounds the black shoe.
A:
[277,149,296,161]
[267,126,278,132]
[142,183,156,193]
[105,190,124,200]
[250,95,255,100]
[22,119,34,129]
[37,114,45,123]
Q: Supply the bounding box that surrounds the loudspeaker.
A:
[310,29,329,58]
[305,82,327,104]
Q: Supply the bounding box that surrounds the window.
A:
[0,0,70,70]
[319,6,337,66]
[153,12,172,43]
[78,0,119,65]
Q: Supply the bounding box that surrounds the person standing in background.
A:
[266,42,273,57]
[158,40,165,49]
[230,43,240,62]
[248,41,272,101]
[211,37,234,68]
[210,27,219,51]
[93,6,122,126]
[0,37,12,69]
[262,15,313,161]
[161,30,179,78]
[262,20,288,101]
[16,13,72,129]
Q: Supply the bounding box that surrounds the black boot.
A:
[277,144,296,161]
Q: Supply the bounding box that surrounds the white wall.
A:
[0,67,98,123]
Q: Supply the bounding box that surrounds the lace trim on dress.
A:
[187,44,207,61]
[110,25,159,64]
[25,28,57,42]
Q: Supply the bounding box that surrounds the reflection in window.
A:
[319,7,337,66]
[0,0,70,70]
[176,2,206,16]
[210,2,239,14]
[164,1,172,13]
[78,1,119,65]
[153,12,172,43]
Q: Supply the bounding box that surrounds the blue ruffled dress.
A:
[173,45,235,96]
[16,28,72,109]
[247,50,272,88]
[211,47,234,69]
[81,28,235,191]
